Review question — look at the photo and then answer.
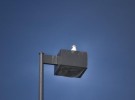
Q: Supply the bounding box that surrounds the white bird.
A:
[71,45,77,51]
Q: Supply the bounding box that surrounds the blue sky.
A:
[0,0,135,100]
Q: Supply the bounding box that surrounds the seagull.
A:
[71,45,77,51]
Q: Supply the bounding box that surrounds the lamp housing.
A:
[54,49,87,78]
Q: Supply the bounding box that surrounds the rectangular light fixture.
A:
[54,49,87,78]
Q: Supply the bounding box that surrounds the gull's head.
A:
[71,45,77,51]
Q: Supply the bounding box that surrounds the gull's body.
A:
[71,45,77,51]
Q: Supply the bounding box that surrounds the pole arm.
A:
[39,52,58,100]
[43,55,58,65]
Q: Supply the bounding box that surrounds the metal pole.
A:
[39,52,44,100]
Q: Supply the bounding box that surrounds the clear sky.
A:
[0,0,135,100]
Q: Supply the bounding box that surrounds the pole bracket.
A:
[43,54,58,65]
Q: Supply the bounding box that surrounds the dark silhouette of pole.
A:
[39,52,44,100]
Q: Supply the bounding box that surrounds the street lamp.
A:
[39,49,88,100]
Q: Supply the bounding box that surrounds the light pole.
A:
[39,49,88,100]
[39,52,44,100]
